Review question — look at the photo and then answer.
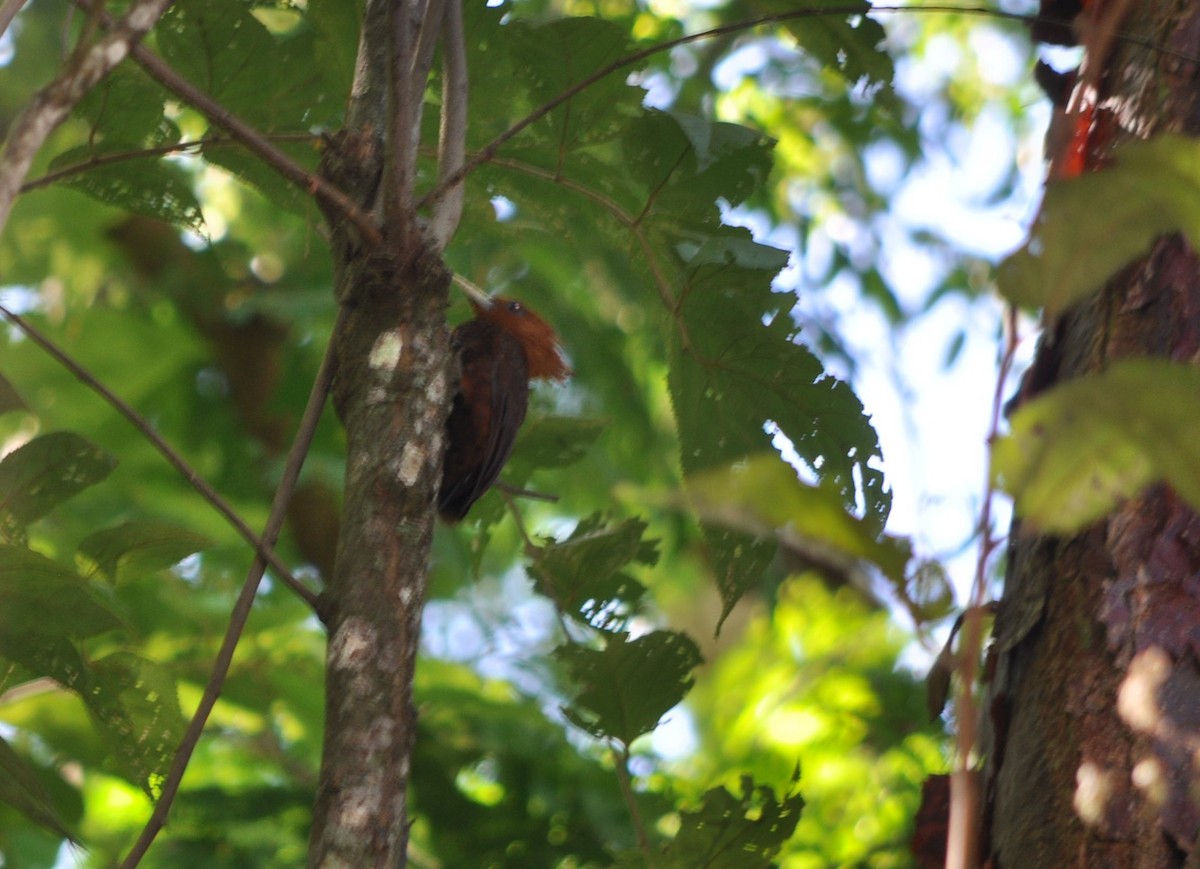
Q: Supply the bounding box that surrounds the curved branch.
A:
[0,302,320,612]
[119,310,341,868]
[0,0,174,237]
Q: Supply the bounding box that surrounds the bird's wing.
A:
[438,323,529,521]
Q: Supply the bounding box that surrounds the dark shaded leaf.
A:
[0,735,76,841]
[529,514,655,629]
[0,432,117,543]
[558,629,701,744]
[0,544,123,643]
[660,773,804,868]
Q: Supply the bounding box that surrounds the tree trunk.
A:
[985,3,1200,866]
[307,1,452,863]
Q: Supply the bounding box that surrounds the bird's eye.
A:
[507,301,524,315]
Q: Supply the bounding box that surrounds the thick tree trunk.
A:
[984,3,1200,866]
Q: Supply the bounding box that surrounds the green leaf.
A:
[50,146,206,234]
[87,653,185,796]
[685,455,912,586]
[993,358,1200,532]
[0,432,117,543]
[0,734,76,842]
[0,544,123,642]
[661,774,804,868]
[997,135,1200,312]
[558,630,702,744]
[77,520,213,585]
[761,0,893,94]
[528,514,655,629]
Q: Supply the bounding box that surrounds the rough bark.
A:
[984,3,1200,867]
[307,0,452,862]
[308,228,450,866]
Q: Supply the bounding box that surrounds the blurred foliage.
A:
[0,0,1059,865]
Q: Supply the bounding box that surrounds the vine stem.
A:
[614,742,652,858]
[118,310,341,868]
[947,303,1020,869]
[0,302,320,611]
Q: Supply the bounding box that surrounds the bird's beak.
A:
[453,275,494,310]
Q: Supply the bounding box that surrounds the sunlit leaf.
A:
[559,630,702,744]
[87,653,185,797]
[0,432,117,543]
[77,520,212,585]
[998,136,1200,312]
[994,358,1200,532]
[686,454,911,583]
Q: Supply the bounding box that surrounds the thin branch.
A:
[0,0,174,237]
[418,5,1194,211]
[431,0,466,251]
[119,310,340,868]
[0,0,30,41]
[383,0,417,230]
[0,302,320,612]
[614,742,652,858]
[946,304,1021,869]
[411,0,446,110]
[19,132,319,194]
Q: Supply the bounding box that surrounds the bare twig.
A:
[0,0,175,236]
[947,304,1020,869]
[119,310,341,868]
[431,0,466,251]
[0,302,320,612]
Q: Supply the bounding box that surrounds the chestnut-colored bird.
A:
[438,289,570,522]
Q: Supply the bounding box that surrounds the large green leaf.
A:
[994,358,1200,532]
[998,136,1200,312]
[0,432,117,543]
[77,519,213,585]
[0,544,124,642]
[558,629,702,745]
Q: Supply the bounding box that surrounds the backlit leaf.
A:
[559,630,702,744]
[994,358,1200,532]
[998,136,1200,313]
